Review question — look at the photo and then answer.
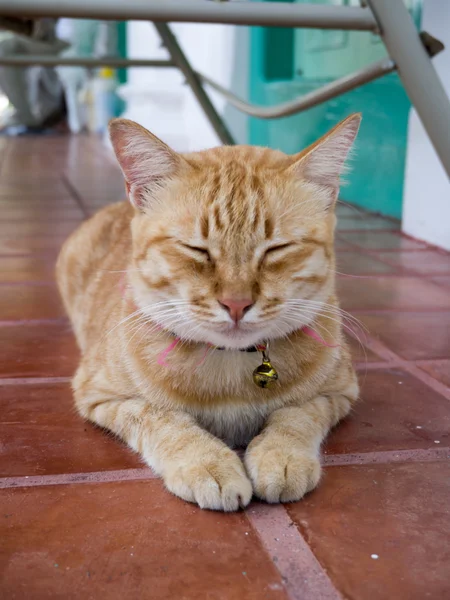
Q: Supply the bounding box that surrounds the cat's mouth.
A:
[215,321,256,335]
[204,322,265,348]
[225,325,254,337]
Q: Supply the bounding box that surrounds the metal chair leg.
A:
[367,0,450,179]
[153,22,235,146]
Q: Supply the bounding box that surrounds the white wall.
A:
[118,21,247,152]
[402,0,450,250]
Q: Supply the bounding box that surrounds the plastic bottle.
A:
[90,67,119,133]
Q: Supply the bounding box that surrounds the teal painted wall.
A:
[248,0,422,219]
[117,21,128,85]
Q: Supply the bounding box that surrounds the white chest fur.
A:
[190,401,271,448]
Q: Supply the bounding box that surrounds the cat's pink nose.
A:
[218,298,254,323]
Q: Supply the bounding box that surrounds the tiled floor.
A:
[1,134,449,600]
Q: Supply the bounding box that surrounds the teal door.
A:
[248,0,422,219]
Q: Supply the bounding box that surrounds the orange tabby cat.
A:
[57,114,360,511]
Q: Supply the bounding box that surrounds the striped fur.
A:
[56,114,361,511]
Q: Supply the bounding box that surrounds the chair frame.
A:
[0,0,449,178]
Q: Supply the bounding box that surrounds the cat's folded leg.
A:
[73,373,252,512]
[244,378,358,503]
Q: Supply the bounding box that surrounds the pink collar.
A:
[118,274,339,367]
[155,326,338,367]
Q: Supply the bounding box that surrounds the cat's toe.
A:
[245,445,321,503]
[165,455,253,512]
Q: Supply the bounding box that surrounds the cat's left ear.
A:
[289,113,361,207]
[109,118,184,209]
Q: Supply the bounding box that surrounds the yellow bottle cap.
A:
[100,67,115,79]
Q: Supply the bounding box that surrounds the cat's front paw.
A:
[164,451,253,512]
[244,439,321,503]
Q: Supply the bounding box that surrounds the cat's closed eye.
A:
[258,243,296,268]
[264,243,295,256]
[262,242,294,260]
[179,243,211,261]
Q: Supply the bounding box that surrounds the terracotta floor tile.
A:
[325,368,450,454]
[66,171,124,188]
[73,190,126,208]
[0,256,56,283]
[65,166,123,185]
[81,196,125,209]
[1,158,69,175]
[378,249,450,274]
[0,383,141,476]
[0,284,65,320]
[416,359,450,389]
[0,322,78,378]
[337,276,450,311]
[0,481,288,600]
[337,216,400,231]
[336,251,396,275]
[358,312,450,360]
[346,334,384,363]
[0,221,81,238]
[0,183,70,196]
[333,237,353,250]
[287,462,450,600]
[336,203,369,218]
[0,236,67,255]
[64,170,126,203]
[430,275,450,288]
[0,174,65,186]
[66,186,126,208]
[338,230,427,250]
[1,133,450,600]
[0,193,76,205]
[0,205,84,221]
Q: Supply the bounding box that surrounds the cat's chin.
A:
[175,324,275,351]
[209,330,265,351]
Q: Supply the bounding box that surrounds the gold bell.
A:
[253,360,278,388]
[253,343,278,388]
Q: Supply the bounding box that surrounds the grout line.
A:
[61,174,90,218]
[349,333,399,362]
[0,318,69,327]
[348,309,450,316]
[0,233,69,239]
[247,504,342,600]
[400,362,450,398]
[336,238,450,279]
[354,361,399,371]
[337,269,450,278]
[0,377,71,385]
[335,242,431,253]
[323,447,450,467]
[0,252,58,259]
[385,231,450,254]
[0,218,83,223]
[337,227,399,234]
[337,272,401,279]
[0,201,79,206]
[346,328,450,400]
[345,307,450,314]
[0,281,55,287]
[3,446,449,491]
[428,278,450,291]
[362,248,450,277]
[335,227,446,253]
[0,468,156,490]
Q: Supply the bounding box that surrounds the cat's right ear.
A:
[109,119,182,210]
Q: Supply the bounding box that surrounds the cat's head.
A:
[109,115,360,349]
